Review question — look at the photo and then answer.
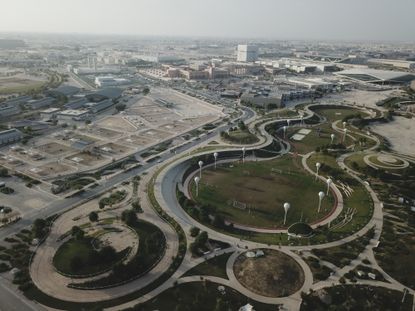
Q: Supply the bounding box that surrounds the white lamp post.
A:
[242,147,246,163]
[343,121,347,128]
[318,191,325,213]
[283,202,290,225]
[326,178,332,195]
[315,162,321,180]
[330,133,335,144]
[213,152,218,169]
[343,128,348,143]
[198,160,203,179]
[194,176,200,197]
[283,126,287,138]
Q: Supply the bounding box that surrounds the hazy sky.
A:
[1,0,414,41]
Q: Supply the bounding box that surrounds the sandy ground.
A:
[371,116,415,156]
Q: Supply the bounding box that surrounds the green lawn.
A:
[301,285,412,311]
[53,237,129,276]
[182,252,233,279]
[311,107,369,123]
[307,153,374,235]
[224,129,259,144]
[193,155,334,229]
[137,281,277,311]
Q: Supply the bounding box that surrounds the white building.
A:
[237,45,258,62]
[94,76,130,87]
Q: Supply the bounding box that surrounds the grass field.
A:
[192,155,335,229]
[138,281,277,311]
[311,107,369,123]
[182,252,232,279]
[53,237,128,276]
[301,285,412,311]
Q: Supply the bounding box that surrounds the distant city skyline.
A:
[1,0,415,42]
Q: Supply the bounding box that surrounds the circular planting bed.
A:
[53,236,131,277]
[190,156,336,229]
[233,249,305,297]
[287,222,314,238]
[364,153,409,170]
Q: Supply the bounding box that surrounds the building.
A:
[335,68,415,84]
[237,45,258,62]
[241,92,284,109]
[208,67,230,80]
[65,97,89,110]
[411,80,415,91]
[25,97,55,110]
[47,85,81,98]
[84,99,114,113]
[56,110,90,122]
[368,59,415,70]
[0,105,21,118]
[86,88,123,103]
[94,76,130,88]
[0,129,23,146]
[40,108,61,120]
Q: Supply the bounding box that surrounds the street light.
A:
[198,160,203,179]
[194,176,200,197]
[326,178,332,195]
[315,162,321,180]
[283,126,287,138]
[242,147,246,163]
[283,202,290,225]
[343,128,348,143]
[213,152,218,169]
[318,191,325,213]
[343,121,347,128]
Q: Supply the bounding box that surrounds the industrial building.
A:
[335,68,415,84]
[25,97,55,110]
[94,76,130,87]
[0,129,23,146]
[0,105,20,118]
[56,110,90,122]
[368,59,415,70]
[237,45,258,62]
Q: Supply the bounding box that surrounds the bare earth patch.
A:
[233,249,304,297]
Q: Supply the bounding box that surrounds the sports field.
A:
[192,156,335,228]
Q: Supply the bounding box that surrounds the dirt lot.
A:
[34,163,73,177]
[233,249,304,297]
[66,151,106,166]
[96,116,137,133]
[99,143,133,155]
[37,142,75,155]
[118,135,154,147]
[85,126,123,139]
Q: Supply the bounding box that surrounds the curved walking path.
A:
[30,173,179,303]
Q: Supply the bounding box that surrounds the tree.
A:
[189,226,200,237]
[89,211,98,222]
[115,103,126,112]
[32,218,47,238]
[71,226,85,240]
[212,214,225,228]
[98,199,106,209]
[238,121,247,131]
[121,209,138,226]
[0,167,8,177]
[195,231,208,246]
[143,87,150,95]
